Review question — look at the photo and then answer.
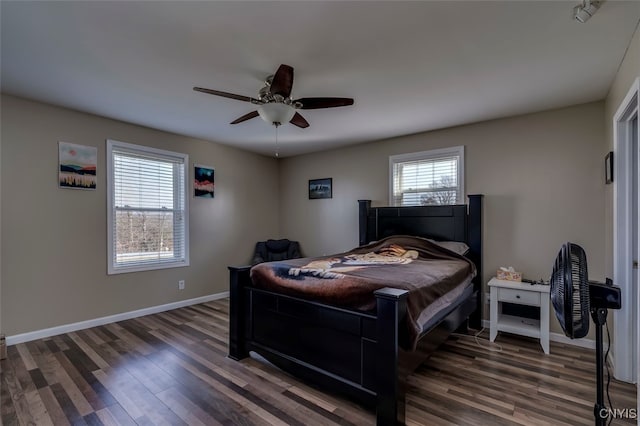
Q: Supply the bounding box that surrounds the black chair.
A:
[252,239,303,265]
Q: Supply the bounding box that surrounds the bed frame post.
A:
[467,194,483,330]
[358,199,372,246]
[374,287,409,426]
[228,265,251,361]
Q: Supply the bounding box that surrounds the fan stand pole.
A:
[590,307,608,426]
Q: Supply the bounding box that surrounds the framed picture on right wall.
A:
[605,151,613,184]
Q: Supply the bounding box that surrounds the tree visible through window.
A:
[107,140,189,274]
[390,146,464,206]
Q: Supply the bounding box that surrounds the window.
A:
[389,146,464,206]
[107,140,189,274]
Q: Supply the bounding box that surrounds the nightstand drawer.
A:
[498,287,540,306]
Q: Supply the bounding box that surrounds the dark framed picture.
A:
[309,178,332,199]
[605,151,613,184]
[194,164,215,198]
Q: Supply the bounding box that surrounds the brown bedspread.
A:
[250,235,476,349]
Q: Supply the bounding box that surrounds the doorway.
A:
[612,78,639,391]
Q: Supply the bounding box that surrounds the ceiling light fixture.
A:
[257,102,295,127]
[573,0,600,23]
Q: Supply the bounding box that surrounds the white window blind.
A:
[389,146,464,206]
[107,140,189,274]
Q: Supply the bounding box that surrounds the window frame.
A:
[388,146,465,207]
[106,139,190,275]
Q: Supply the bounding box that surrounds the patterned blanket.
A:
[250,235,476,349]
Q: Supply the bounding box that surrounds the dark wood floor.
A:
[1,299,636,425]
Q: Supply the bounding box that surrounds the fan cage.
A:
[550,243,590,339]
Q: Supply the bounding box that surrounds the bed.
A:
[228,195,483,425]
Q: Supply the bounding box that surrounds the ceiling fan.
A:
[194,64,354,129]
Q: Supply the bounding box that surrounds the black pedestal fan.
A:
[550,243,622,426]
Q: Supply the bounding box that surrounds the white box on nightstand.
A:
[488,277,550,354]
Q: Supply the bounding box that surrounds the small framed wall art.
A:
[58,142,97,190]
[309,178,332,199]
[194,164,215,198]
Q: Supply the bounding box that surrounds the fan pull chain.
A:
[275,124,279,158]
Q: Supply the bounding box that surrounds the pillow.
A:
[428,239,470,256]
[361,236,470,256]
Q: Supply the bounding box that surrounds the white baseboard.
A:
[481,319,599,350]
[7,298,603,352]
[7,291,229,346]
[548,330,598,350]
[607,351,615,371]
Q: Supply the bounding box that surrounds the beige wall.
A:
[604,25,640,278]
[280,102,606,336]
[0,94,279,336]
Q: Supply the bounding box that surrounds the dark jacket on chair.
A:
[252,239,302,265]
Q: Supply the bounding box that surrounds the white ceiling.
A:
[1,1,639,157]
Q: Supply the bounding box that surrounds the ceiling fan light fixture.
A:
[258,102,295,126]
[194,64,352,129]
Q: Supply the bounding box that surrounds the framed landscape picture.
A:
[194,164,215,198]
[309,178,332,199]
[58,142,97,190]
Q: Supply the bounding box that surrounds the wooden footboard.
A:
[228,266,476,424]
[228,265,413,424]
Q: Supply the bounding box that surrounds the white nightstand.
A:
[489,277,550,354]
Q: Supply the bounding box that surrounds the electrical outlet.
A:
[178,280,185,290]
[484,292,491,303]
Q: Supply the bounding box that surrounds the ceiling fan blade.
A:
[295,97,354,109]
[230,110,259,124]
[193,87,258,103]
[290,112,309,128]
[270,64,294,98]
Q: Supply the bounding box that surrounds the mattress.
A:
[418,280,474,335]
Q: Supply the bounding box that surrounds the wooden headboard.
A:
[358,194,484,328]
